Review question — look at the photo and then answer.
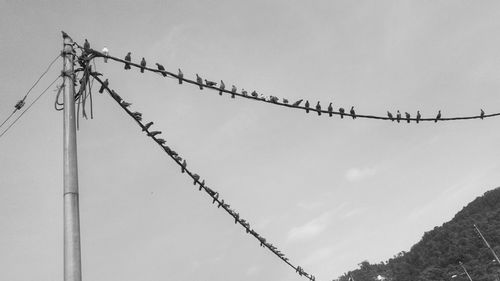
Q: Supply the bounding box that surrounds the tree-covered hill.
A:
[337,187,500,281]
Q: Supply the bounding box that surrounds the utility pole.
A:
[62,32,82,281]
[459,261,473,281]
[474,224,500,265]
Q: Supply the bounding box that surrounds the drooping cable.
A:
[91,73,318,281]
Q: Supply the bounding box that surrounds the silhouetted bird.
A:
[435,110,441,122]
[328,103,333,117]
[396,110,401,123]
[480,109,485,119]
[416,111,421,123]
[251,91,258,98]
[83,39,90,52]
[316,102,321,115]
[219,80,225,95]
[178,69,183,84]
[140,58,146,73]
[305,101,310,113]
[387,111,394,121]
[241,89,248,96]
[193,174,200,184]
[156,138,166,145]
[132,112,142,121]
[405,112,411,123]
[269,96,279,103]
[156,63,167,76]
[231,85,237,98]
[196,74,203,90]
[181,160,187,173]
[283,98,289,104]
[121,101,132,108]
[205,79,217,87]
[148,131,161,137]
[99,79,108,93]
[350,106,356,119]
[142,122,154,131]
[124,52,132,70]
[339,107,345,118]
[292,99,303,107]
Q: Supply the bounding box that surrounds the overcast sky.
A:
[1,1,500,281]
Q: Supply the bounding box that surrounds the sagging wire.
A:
[90,73,318,281]
[86,48,499,123]
[0,76,62,140]
[0,53,61,131]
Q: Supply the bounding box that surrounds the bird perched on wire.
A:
[251,91,259,98]
[181,160,187,173]
[283,98,289,104]
[156,63,167,77]
[196,74,203,90]
[339,107,345,118]
[99,79,109,93]
[480,109,485,119]
[405,112,411,123]
[387,111,394,121]
[148,131,162,137]
[102,47,109,63]
[192,174,200,184]
[121,101,132,108]
[416,110,421,123]
[142,121,154,131]
[269,96,279,103]
[292,99,303,107]
[316,102,321,115]
[132,112,142,121]
[396,110,401,123]
[231,85,237,98]
[435,110,441,123]
[305,101,310,113]
[242,89,248,96]
[140,58,146,73]
[178,69,183,84]
[124,52,132,70]
[219,80,225,95]
[156,138,166,145]
[350,106,356,119]
[328,103,333,117]
[205,79,217,87]
[83,39,90,52]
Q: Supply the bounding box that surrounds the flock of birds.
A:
[82,38,490,123]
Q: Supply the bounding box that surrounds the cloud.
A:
[287,212,331,242]
[345,167,377,182]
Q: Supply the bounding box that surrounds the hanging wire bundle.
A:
[90,72,318,281]
[85,48,499,123]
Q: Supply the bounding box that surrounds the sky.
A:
[1,1,500,281]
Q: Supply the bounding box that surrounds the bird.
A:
[196,74,203,90]
[339,107,345,118]
[480,109,485,119]
[242,89,248,96]
[283,98,289,104]
[350,106,356,119]
[251,91,259,98]
[316,102,321,116]
[396,110,401,123]
[124,52,132,70]
[83,39,90,52]
[132,112,142,121]
[435,110,441,123]
[181,160,187,173]
[99,79,108,93]
[269,96,279,103]
[231,85,237,98]
[142,121,154,131]
[219,80,225,95]
[193,174,200,184]
[387,111,394,121]
[148,131,162,137]
[140,58,146,73]
[178,69,183,84]
[61,31,71,40]
[305,101,310,113]
[405,112,411,123]
[156,63,167,76]
[292,99,303,107]
[205,79,217,87]
[121,101,132,108]
[156,138,166,145]
[14,100,25,110]
[416,111,421,123]
[199,180,205,191]
[328,102,333,117]
[102,47,109,63]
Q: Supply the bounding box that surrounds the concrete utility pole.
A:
[62,32,82,281]
[459,261,474,281]
[474,224,500,265]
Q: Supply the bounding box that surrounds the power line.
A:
[86,48,499,123]
[91,73,318,281]
[0,76,61,140]
[0,53,61,131]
